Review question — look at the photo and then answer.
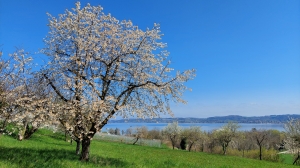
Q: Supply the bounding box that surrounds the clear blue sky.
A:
[0,0,299,118]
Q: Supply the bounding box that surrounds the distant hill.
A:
[109,114,300,124]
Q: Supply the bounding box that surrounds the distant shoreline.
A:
[109,114,300,124]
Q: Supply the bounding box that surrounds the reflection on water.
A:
[103,123,285,132]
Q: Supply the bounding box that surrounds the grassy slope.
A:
[0,129,296,168]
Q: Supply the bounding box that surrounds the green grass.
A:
[0,129,297,168]
[280,153,295,165]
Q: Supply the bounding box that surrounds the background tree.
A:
[235,131,254,157]
[125,127,133,136]
[115,128,121,135]
[108,128,115,135]
[181,126,203,152]
[250,129,270,160]
[132,126,148,145]
[147,128,162,140]
[214,122,240,155]
[162,122,182,149]
[42,2,195,161]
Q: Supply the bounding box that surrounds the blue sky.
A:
[0,0,299,118]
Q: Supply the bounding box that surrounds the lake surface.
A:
[102,123,285,132]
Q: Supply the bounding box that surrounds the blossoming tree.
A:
[42,2,195,161]
[0,49,54,139]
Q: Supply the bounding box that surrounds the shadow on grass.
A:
[0,146,131,167]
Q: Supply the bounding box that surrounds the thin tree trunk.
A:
[133,137,139,145]
[80,137,91,161]
[188,142,194,152]
[259,146,262,160]
[171,136,176,150]
[223,144,227,155]
[76,139,81,155]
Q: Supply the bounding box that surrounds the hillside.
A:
[110,114,300,123]
[0,129,296,167]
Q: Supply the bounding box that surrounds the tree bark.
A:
[293,151,299,165]
[171,136,176,150]
[24,124,38,139]
[259,146,262,160]
[76,139,81,155]
[222,143,228,155]
[188,142,194,152]
[80,137,91,161]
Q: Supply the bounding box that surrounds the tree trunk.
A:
[76,139,81,155]
[259,146,262,160]
[223,144,227,155]
[242,149,245,157]
[133,137,139,145]
[24,124,38,139]
[80,137,91,161]
[171,136,176,150]
[18,120,28,141]
[188,142,194,152]
[293,151,300,165]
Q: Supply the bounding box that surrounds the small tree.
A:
[214,122,240,155]
[147,128,162,140]
[42,2,195,161]
[132,126,148,145]
[162,122,182,149]
[115,128,121,135]
[235,131,253,157]
[250,129,270,160]
[108,128,115,135]
[181,126,203,152]
[125,127,133,136]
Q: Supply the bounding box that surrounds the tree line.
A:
[107,121,300,165]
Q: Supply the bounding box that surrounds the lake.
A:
[102,123,285,132]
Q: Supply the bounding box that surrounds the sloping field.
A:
[0,129,296,168]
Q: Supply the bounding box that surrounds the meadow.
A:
[0,129,296,168]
